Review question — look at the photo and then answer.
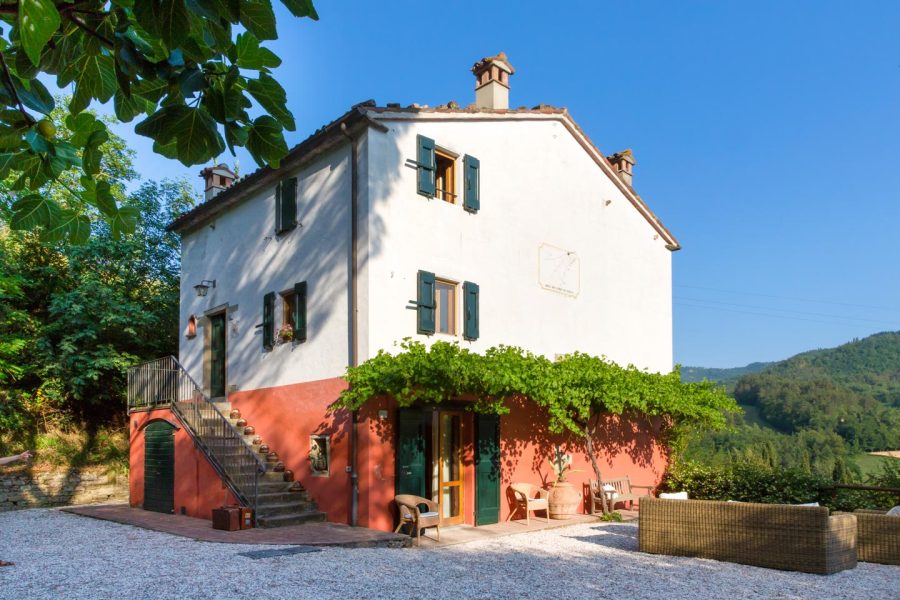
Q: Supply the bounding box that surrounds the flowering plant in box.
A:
[277,324,293,343]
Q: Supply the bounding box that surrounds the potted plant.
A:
[547,446,582,519]
[277,324,294,344]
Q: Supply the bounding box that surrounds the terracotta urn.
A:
[243,426,255,435]
[258,444,270,454]
[235,418,247,428]
[273,461,285,472]
[283,470,294,482]
[229,409,241,420]
[548,481,580,520]
[266,451,279,463]
[251,436,263,446]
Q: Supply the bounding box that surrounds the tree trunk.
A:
[581,414,610,514]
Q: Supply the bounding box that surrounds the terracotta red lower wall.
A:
[129,381,669,531]
[228,378,351,525]
[129,408,237,519]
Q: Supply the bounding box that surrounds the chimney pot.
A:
[200,164,237,201]
[471,52,515,110]
[607,150,635,187]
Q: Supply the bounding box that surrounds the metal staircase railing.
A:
[127,356,266,515]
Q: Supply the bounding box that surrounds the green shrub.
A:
[660,460,896,511]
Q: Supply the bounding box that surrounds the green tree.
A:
[0,103,193,434]
[0,0,317,242]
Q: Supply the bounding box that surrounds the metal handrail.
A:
[127,356,265,515]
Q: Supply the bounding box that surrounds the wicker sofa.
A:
[639,498,857,574]
[853,509,900,565]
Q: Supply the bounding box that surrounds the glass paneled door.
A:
[439,411,464,525]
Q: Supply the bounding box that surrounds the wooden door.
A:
[209,313,226,398]
[143,421,175,514]
[438,411,464,525]
[396,409,426,497]
[475,413,500,525]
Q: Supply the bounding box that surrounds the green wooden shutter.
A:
[396,408,426,497]
[475,413,500,525]
[416,135,436,197]
[263,291,275,350]
[463,155,480,212]
[417,270,435,334]
[275,177,298,233]
[463,281,479,340]
[293,281,307,343]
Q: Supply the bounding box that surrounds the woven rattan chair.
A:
[639,498,858,574]
[853,509,900,565]
[394,494,440,547]
[510,483,549,525]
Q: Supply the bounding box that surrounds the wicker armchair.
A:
[639,498,858,574]
[853,509,900,565]
[510,483,549,525]
[394,494,440,546]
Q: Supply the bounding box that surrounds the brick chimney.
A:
[607,150,635,187]
[471,52,515,110]
[200,164,236,201]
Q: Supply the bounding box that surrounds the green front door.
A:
[396,409,426,497]
[144,421,175,514]
[475,413,501,525]
[209,313,226,398]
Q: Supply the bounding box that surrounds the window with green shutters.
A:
[463,281,479,340]
[416,135,436,197]
[262,292,275,350]
[463,155,480,212]
[293,281,307,342]
[417,270,436,334]
[275,177,298,234]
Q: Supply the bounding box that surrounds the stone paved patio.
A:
[61,503,409,548]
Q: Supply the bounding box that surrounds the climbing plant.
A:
[336,340,739,512]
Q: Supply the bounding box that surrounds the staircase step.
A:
[256,501,318,517]
[257,511,327,528]
[256,491,311,504]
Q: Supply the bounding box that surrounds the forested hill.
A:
[762,331,900,407]
[683,331,900,407]
[684,332,900,469]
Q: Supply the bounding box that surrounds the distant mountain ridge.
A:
[683,331,900,407]
[681,362,772,385]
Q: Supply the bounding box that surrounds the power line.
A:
[675,284,900,313]
[674,301,893,328]
[675,296,900,327]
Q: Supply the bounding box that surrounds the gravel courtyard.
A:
[1,509,896,600]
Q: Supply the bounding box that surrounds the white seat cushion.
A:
[886,505,900,516]
[419,511,439,518]
[659,491,689,500]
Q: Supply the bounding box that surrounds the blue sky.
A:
[100,2,900,368]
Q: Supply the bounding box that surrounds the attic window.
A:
[434,150,456,203]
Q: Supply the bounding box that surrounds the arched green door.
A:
[144,421,175,514]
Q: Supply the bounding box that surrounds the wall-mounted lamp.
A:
[194,279,216,297]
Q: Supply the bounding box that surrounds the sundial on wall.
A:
[539,243,580,297]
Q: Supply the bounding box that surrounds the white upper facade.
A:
[175,58,677,396]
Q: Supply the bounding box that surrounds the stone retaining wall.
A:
[0,467,128,511]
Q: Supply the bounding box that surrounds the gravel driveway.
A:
[1,509,896,600]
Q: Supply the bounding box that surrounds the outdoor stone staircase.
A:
[210,401,327,528]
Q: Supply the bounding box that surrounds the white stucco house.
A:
[128,53,680,532]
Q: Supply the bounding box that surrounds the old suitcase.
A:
[212,506,241,531]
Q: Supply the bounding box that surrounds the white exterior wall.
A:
[178,144,354,394]
[364,115,673,373]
